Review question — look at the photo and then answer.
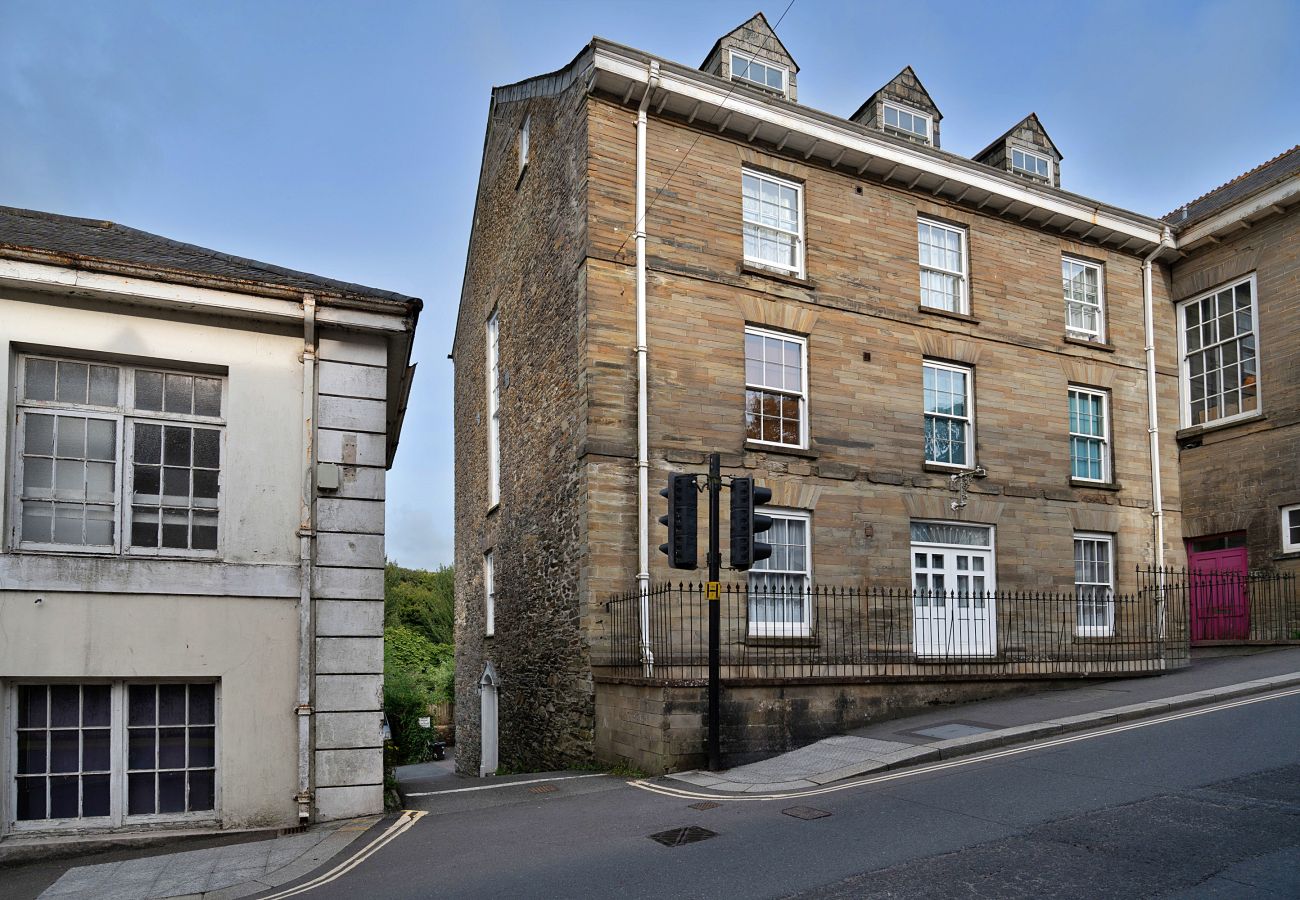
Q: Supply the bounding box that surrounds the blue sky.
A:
[2,0,1296,570]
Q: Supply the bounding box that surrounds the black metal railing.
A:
[599,572,1199,682]
[1144,565,1299,645]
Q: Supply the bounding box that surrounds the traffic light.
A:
[729,477,773,571]
[658,474,698,569]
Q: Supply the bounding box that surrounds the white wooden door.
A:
[911,524,996,657]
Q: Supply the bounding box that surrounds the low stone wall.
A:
[594,675,1150,773]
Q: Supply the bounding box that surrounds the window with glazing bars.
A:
[744,327,807,447]
[730,51,786,93]
[918,219,967,313]
[1180,276,1259,426]
[1074,533,1114,635]
[486,312,500,506]
[1068,387,1110,482]
[1063,258,1104,341]
[742,170,803,275]
[13,356,223,555]
[1012,147,1051,182]
[923,361,973,467]
[883,103,931,142]
[748,510,811,635]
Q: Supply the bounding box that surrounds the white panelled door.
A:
[911,521,996,657]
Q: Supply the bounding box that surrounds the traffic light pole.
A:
[706,452,721,771]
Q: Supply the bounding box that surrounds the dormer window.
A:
[730,50,786,94]
[1011,147,1051,183]
[883,102,931,143]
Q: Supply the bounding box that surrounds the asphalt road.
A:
[284,688,1300,900]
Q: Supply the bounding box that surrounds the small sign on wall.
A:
[418,716,432,729]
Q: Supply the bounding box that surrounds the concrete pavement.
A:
[668,646,1300,793]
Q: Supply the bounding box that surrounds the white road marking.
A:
[403,772,607,797]
[630,686,1300,803]
[256,809,427,899]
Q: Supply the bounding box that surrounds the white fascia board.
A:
[1176,176,1300,248]
[595,48,1163,247]
[0,259,406,333]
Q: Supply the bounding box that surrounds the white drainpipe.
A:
[635,61,660,675]
[1141,229,1174,639]
[296,293,318,822]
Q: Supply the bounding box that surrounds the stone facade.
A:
[1172,207,1300,576]
[454,30,1216,776]
[451,70,595,775]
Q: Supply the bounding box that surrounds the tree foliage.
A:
[384,562,454,647]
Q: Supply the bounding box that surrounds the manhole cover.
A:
[528,784,558,794]
[688,801,721,810]
[649,825,718,847]
[782,806,831,820]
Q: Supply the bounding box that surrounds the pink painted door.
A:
[1188,544,1249,642]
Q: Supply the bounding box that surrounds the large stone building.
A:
[1163,147,1300,637]
[453,15,1294,774]
[0,207,418,842]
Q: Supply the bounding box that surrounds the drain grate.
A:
[649,825,718,847]
[782,806,831,820]
[528,784,558,794]
[688,801,721,811]
[278,825,309,836]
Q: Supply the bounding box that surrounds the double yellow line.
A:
[258,809,427,899]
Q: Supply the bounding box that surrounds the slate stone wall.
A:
[452,76,594,776]
[1172,210,1300,576]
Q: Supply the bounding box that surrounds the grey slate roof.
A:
[0,205,420,307]
[1164,145,1300,227]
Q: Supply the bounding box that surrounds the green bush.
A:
[383,563,456,768]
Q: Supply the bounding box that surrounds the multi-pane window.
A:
[883,102,931,142]
[1011,147,1051,182]
[1282,505,1300,554]
[744,327,807,448]
[730,50,786,93]
[742,169,803,276]
[1063,257,1104,341]
[13,682,217,826]
[486,312,501,507]
[16,685,112,821]
[918,218,967,313]
[1068,387,1110,483]
[1179,276,1259,427]
[748,510,811,636]
[484,550,496,636]
[1074,533,1114,636]
[127,684,217,816]
[923,361,973,467]
[14,355,223,555]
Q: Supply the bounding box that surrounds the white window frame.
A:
[729,50,787,95]
[10,354,226,559]
[484,550,496,637]
[882,101,932,143]
[485,311,501,508]
[1011,146,1053,184]
[1282,505,1300,554]
[1067,386,1111,484]
[922,360,975,469]
[1074,532,1115,637]
[741,168,804,277]
[747,508,812,637]
[917,218,969,314]
[743,326,809,449]
[8,680,220,832]
[1176,274,1262,429]
[518,114,530,174]
[1062,256,1105,342]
